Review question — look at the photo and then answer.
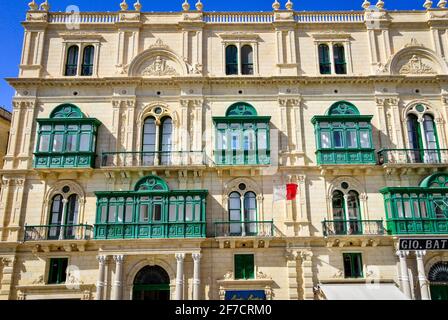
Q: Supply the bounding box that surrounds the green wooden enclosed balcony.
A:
[213,221,274,237]
[100,151,205,168]
[322,219,385,236]
[381,173,448,235]
[378,149,448,165]
[94,175,207,240]
[34,104,101,169]
[311,101,375,165]
[213,102,271,166]
[24,224,93,241]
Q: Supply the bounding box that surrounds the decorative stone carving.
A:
[149,38,170,50]
[186,61,203,74]
[142,56,179,76]
[28,0,38,11]
[134,0,142,12]
[333,270,344,278]
[32,275,45,285]
[182,0,190,11]
[362,0,371,9]
[399,55,436,75]
[40,0,50,11]
[195,0,203,11]
[438,0,447,8]
[405,38,424,48]
[376,0,384,9]
[257,271,272,280]
[424,0,433,10]
[272,0,280,11]
[223,271,233,280]
[83,290,92,300]
[120,0,128,11]
[286,0,294,10]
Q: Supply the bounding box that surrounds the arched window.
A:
[81,45,94,76]
[333,44,347,74]
[241,45,254,75]
[228,191,258,236]
[318,44,331,75]
[142,117,156,165]
[48,193,79,240]
[160,117,173,165]
[65,45,79,76]
[407,112,440,163]
[226,45,238,75]
[331,189,362,235]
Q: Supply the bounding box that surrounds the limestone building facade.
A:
[1,0,448,300]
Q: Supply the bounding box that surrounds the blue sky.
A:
[0,0,429,110]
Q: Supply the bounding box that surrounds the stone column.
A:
[300,250,315,300]
[285,250,299,300]
[175,253,186,300]
[113,255,124,300]
[396,250,412,299]
[96,255,107,300]
[192,253,202,300]
[416,250,431,300]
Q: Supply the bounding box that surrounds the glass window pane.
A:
[125,203,133,222]
[140,204,149,222]
[333,131,343,148]
[169,202,177,221]
[346,131,357,148]
[320,131,331,149]
[81,124,92,131]
[39,135,50,152]
[79,133,90,151]
[360,131,371,148]
[66,135,77,152]
[53,134,64,152]
[185,203,193,221]
[153,204,162,221]
[41,125,52,132]
[257,130,267,149]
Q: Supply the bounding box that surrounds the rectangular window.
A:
[320,131,331,149]
[140,204,149,222]
[66,134,78,152]
[360,130,371,148]
[152,204,162,221]
[333,131,344,148]
[234,254,255,280]
[346,131,357,148]
[343,253,363,278]
[79,133,90,152]
[38,135,50,152]
[257,130,267,149]
[48,258,68,284]
[169,203,177,221]
[53,134,64,152]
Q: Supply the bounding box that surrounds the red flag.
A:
[286,183,298,200]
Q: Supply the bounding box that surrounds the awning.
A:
[319,283,410,300]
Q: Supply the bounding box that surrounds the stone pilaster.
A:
[113,255,124,300]
[285,250,299,300]
[416,251,431,300]
[192,253,202,300]
[175,253,186,300]
[300,250,315,300]
[96,255,107,300]
[396,250,412,299]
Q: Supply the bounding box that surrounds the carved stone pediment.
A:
[141,56,179,77]
[399,55,436,75]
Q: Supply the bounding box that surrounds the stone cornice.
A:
[7,75,448,89]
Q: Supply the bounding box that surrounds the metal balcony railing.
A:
[100,151,205,168]
[213,221,274,237]
[322,220,385,236]
[24,224,93,241]
[378,149,448,165]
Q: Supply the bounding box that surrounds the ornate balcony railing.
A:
[94,222,206,239]
[214,221,274,237]
[378,149,448,165]
[48,13,120,24]
[295,12,365,23]
[386,218,448,235]
[322,220,385,236]
[203,12,274,23]
[100,151,205,168]
[316,149,376,165]
[24,224,93,241]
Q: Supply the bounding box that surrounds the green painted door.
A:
[431,285,448,300]
[133,284,170,301]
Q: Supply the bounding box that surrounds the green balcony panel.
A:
[213,102,271,166]
[34,104,101,169]
[94,175,208,240]
[381,173,448,235]
[311,101,375,165]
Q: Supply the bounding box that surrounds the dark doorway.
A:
[429,261,448,301]
[133,265,170,301]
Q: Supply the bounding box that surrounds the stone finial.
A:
[120,0,128,11]
[438,0,447,8]
[40,0,49,11]
[134,0,142,11]
[362,0,371,9]
[195,0,203,11]
[28,0,38,10]
[424,0,433,9]
[376,0,384,9]
[272,0,280,10]
[182,0,190,11]
[286,0,294,10]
